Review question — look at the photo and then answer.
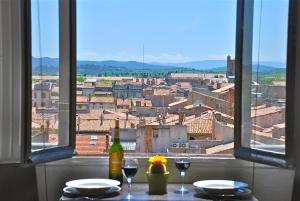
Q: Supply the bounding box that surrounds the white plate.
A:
[193,180,248,195]
[66,179,120,194]
[63,185,121,198]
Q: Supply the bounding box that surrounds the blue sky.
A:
[31,0,289,63]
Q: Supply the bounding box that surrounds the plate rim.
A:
[66,178,120,189]
[193,179,248,190]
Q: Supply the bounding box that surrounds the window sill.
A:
[39,155,271,169]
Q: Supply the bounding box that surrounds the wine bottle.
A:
[109,118,124,185]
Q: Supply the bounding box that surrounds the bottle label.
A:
[109,152,124,174]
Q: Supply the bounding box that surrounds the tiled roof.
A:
[154,89,170,96]
[206,142,234,154]
[95,83,113,88]
[90,97,114,104]
[77,95,88,103]
[272,81,286,86]
[94,91,112,95]
[76,134,108,155]
[168,99,187,107]
[82,83,94,89]
[78,118,140,132]
[169,73,225,79]
[176,82,192,89]
[185,111,213,134]
[212,83,235,93]
[251,106,283,117]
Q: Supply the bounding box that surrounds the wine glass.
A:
[122,158,139,200]
[174,154,191,194]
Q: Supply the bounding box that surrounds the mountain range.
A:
[32,57,286,75]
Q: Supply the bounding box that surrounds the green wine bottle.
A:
[109,118,124,186]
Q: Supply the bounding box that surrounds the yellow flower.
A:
[149,155,167,165]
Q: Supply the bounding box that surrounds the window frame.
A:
[234,0,295,168]
[22,0,77,164]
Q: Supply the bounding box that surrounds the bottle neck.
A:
[114,127,120,142]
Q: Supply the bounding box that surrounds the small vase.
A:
[146,171,169,195]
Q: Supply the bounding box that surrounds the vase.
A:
[146,171,169,195]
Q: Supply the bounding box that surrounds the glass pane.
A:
[76,0,236,155]
[31,0,70,151]
[241,0,288,154]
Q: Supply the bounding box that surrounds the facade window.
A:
[41,92,46,99]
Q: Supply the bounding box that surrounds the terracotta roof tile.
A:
[185,111,213,134]
[90,97,114,104]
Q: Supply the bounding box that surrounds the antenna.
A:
[142,44,145,69]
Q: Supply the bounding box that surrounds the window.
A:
[234,0,294,167]
[41,92,46,99]
[1,0,296,167]
[25,0,76,164]
[75,0,237,156]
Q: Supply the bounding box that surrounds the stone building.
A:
[113,82,143,98]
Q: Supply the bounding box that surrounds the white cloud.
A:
[206,53,230,60]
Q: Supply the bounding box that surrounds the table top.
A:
[60,184,258,201]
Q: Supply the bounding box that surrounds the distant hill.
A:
[31,57,286,76]
[152,60,286,70]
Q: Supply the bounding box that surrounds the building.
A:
[166,73,226,87]
[136,124,187,153]
[188,90,233,116]
[89,96,115,109]
[113,82,143,98]
[82,83,95,95]
[95,83,113,93]
[32,82,53,108]
[226,55,235,79]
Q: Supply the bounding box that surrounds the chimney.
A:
[178,112,184,125]
[100,114,104,125]
[76,116,81,132]
[105,134,110,152]
[126,111,129,120]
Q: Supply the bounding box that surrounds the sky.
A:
[31,0,289,63]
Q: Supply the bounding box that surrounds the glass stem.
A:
[181,171,185,190]
[128,177,132,199]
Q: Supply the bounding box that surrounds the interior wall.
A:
[0,165,38,201]
[36,157,295,201]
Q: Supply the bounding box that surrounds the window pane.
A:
[31,0,70,152]
[76,0,236,155]
[241,0,288,154]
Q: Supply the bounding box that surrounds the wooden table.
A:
[60,184,258,201]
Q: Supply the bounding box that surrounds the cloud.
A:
[206,54,230,60]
